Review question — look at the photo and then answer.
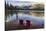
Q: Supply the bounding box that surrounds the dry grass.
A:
[5,22,44,30]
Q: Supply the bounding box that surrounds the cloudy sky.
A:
[5,0,32,6]
[5,0,44,6]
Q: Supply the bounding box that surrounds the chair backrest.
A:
[26,20,30,27]
[19,20,23,25]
